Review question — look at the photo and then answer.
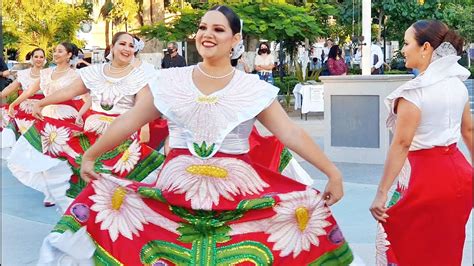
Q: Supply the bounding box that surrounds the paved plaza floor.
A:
[1,114,472,265]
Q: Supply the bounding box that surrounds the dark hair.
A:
[104,45,111,62]
[111,31,134,46]
[328,45,341,59]
[258,42,271,55]
[26,48,45,60]
[230,55,242,67]
[411,20,464,55]
[59,42,79,59]
[209,5,241,35]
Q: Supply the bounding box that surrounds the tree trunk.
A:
[141,0,165,53]
[377,10,384,42]
[105,21,110,47]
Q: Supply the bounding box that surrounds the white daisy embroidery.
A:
[112,140,141,174]
[41,104,79,120]
[19,99,39,114]
[375,223,390,266]
[89,176,178,241]
[84,114,115,134]
[41,123,70,155]
[156,155,269,210]
[266,190,331,258]
[15,118,34,134]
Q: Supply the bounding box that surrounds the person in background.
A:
[254,42,275,84]
[76,49,91,69]
[371,40,385,74]
[321,38,334,64]
[161,42,186,68]
[327,45,348,76]
[0,56,11,91]
[370,20,472,265]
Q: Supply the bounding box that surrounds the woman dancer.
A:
[37,6,353,265]
[6,43,84,207]
[370,20,472,265]
[1,48,46,158]
[27,32,166,212]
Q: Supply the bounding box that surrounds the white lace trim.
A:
[431,42,457,63]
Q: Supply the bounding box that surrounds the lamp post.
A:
[361,0,371,75]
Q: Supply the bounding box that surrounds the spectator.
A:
[161,42,186,68]
[327,45,348,75]
[76,49,91,69]
[371,40,384,74]
[254,42,275,84]
[321,38,334,64]
[0,56,11,91]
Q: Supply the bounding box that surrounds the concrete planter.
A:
[320,74,413,164]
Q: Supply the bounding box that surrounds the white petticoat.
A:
[7,136,73,212]
[1,128,16,160]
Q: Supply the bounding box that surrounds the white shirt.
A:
[254,54,275,73]
[371,44,384,69]
[386,55,470,151]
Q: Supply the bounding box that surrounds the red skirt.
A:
[23,110,167,198]
[41,148,353,265]
[381,144,472,265]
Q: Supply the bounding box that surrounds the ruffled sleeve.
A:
[385,55,470,130]
[16,69,29,88]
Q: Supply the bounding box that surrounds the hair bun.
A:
[443,29,464,55]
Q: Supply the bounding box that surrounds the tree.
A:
[2,0,88,61]
[334,0,473,50]
[140,2,331,55]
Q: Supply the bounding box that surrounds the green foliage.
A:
[336,0,473,45]
[273,75,299,95]
[140,1,328,48]
[3,0,88,62]
[109,0,140,28]
[140,6,204,41]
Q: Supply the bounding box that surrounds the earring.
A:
[422,55,425,58]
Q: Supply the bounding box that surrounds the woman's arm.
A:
[80,86,161,181]
[75,93,92,126]
[1,80,21,99]
[460,102,473,160]
[8,79,41,116]
[370,98,420,222]
[257,101,343,205]
[32,78,88,120]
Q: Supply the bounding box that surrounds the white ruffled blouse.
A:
[79,64,148,115]
[16,68,40,92]
[150,66,278,158]
[39,68,78,96]
[385,55,470,150]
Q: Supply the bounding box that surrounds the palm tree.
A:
[99,0,114,46]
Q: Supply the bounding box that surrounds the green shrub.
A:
[384,69,410,75]
[274,76,300,95]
